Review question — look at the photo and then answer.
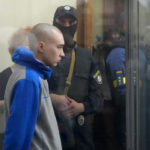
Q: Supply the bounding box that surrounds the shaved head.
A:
[29,23,63,53]
[29,23,65,66]
[31,23,62,42]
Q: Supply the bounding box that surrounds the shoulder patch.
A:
[113,70,126,88]
[93,70,102,84]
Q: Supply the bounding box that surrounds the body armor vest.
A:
[53,47,91,102]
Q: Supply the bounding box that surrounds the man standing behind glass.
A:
[50,5,104,150]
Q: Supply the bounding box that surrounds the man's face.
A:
[41,32,65,67]
[56,15,77,27]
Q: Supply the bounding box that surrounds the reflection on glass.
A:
[0,0,150,149]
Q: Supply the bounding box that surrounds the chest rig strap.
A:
[64,49,75,95]
[64,48,85,126]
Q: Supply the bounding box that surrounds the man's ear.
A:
[38,41,45,53]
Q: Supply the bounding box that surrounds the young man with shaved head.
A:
[3,23,64,150]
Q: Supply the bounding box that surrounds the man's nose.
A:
[61,49,65,57]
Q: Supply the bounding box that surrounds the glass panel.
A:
[126,0,137,149]
[137,0,150,149]
[1,0,150,150]
[127,0,150,150]
[92,0,127,150]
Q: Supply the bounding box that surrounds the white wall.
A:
[92,0,103,46]
[0,0,76,71]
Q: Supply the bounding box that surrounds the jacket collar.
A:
[12,46,52,79]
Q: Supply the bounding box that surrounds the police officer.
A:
[49,5,104,150]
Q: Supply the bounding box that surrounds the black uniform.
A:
[49,45,103,150]
[50,5,104,150]
[0,67,12,150]
[0,67,12,100]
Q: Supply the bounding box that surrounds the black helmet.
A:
[53,5,78,51]
[53,5,78,21]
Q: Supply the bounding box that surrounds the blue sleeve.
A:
[3,79,40,150]
[106,48,126,96]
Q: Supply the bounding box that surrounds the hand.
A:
[50,94,71,111]
[64,97,85,119]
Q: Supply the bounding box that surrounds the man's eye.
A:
[57,46,63,49]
